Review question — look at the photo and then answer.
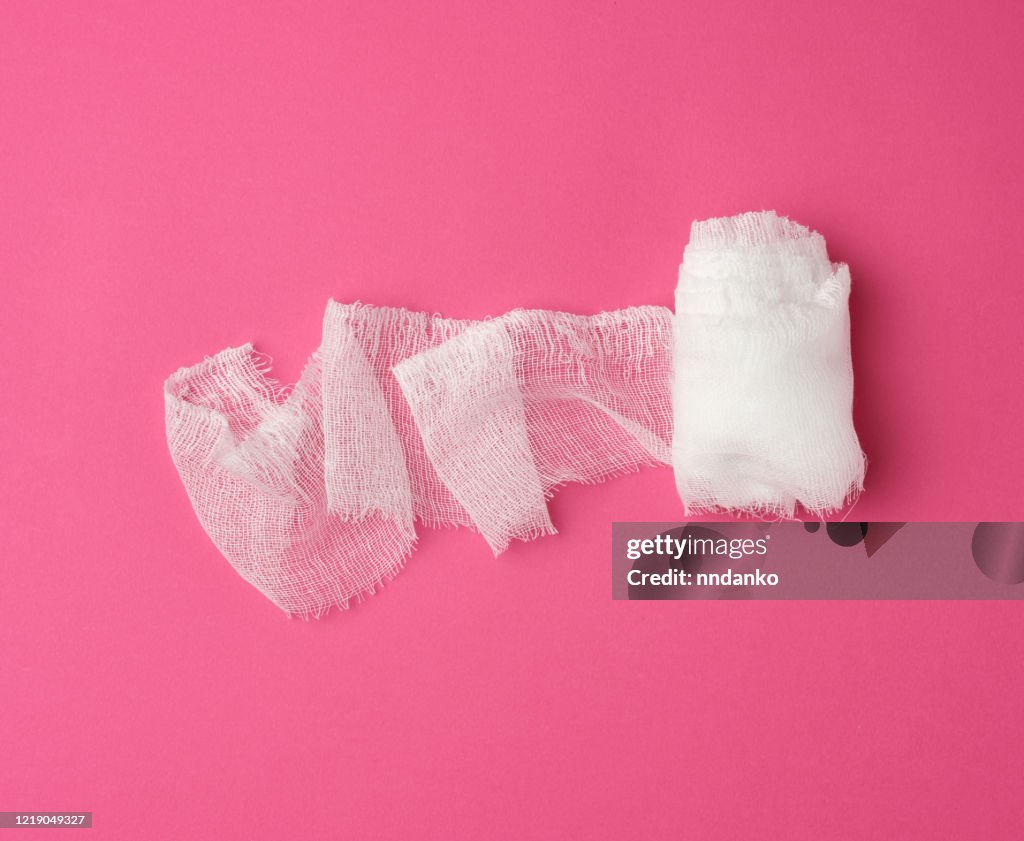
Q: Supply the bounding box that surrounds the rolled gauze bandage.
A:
[672,211,866,516]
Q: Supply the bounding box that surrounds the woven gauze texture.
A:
[164,335,415,618]
[165,210,866,616]
[672,211,866,516]
[322,301,475,529]
[393,307,674,553]
[166,302,673,615]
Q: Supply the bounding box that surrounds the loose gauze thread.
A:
[164,211,866,617]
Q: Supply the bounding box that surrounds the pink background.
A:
[3,1,1023,838]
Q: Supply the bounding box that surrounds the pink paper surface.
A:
[2,1,1022,838]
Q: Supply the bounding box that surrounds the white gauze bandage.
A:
[164,321,415,617]
[166,302,673,614]
[165,210,867,616]
[393,307,674,553]
[322,301,475,530]
[672,211,865,516]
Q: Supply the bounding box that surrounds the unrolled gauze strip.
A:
[165,314,416,617]
[166,302,674,615]
[672,211,865,516]
[393,306,674,553]
[322,301,475,529]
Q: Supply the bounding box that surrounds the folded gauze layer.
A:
[672,211,865,516]
[164,319,416,616]
[165,302,673,616]
[321,301,475,530]
[393,306,674,553]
